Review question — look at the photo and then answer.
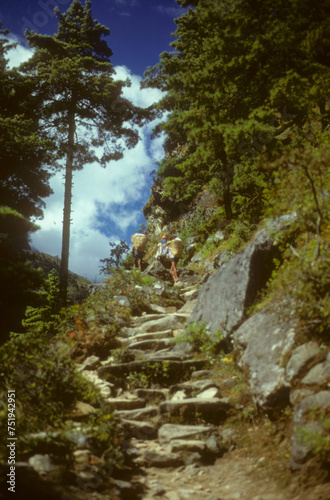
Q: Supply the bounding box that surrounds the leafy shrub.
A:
[111,347,136,364]
[225,220,255,252]
[99,240,130,274]
[296,407,330,461]
[0,332,102,449]
[175,322,224,360]
[126,362,172,389]
[0,206,44,340]
[22,269,61,335]
[87,407,123,464]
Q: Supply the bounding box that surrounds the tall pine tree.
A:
[21,0,148,304]
[143,0,330,221]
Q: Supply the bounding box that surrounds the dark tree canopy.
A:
[143,0,330,220]
[0,23,55,219]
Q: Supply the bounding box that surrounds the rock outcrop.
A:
[188,225,281,337]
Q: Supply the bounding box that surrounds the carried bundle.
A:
[167,238,183,258]
[131,233,148,252]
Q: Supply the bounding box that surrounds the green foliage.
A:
[58,268,156,357]
[126,362,171,389]
[87,407,123,464]
[225,220,255,252]
[260,135,330,342]
[0,207,44,340]
[0,25,55,219]
[22,269,61,335]
[143,0,330,221]
[20,0,149,302]
[111,347,135,364]
[0,332,102,442]
[99,240,130,274]
[296,407,330,461]
[176,322,224,360]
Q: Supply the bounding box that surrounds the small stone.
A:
[28,454,54,475]
[171,390,187,401]
[73,450,90,464]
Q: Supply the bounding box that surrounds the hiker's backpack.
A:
[167,238,183,258]
[131,234,148,252]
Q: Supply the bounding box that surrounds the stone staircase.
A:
[79,279,237,500]
[72,276,309,500]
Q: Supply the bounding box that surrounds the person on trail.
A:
[132,245,143,271]
[131,233,148,271]
[156,234,180,283]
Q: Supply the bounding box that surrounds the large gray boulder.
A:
[233,307,296,412]
[188,225,281,337]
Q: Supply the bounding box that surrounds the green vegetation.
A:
[297,407,330,461]
[22,269,61,336]
[100,240,131,274]
[175,321,224,362]
[0,265,159,464]
[0,207,44,340]
[143,0,329,225]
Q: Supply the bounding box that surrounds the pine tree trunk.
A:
[223,187,233,220]
[59,107,76,306]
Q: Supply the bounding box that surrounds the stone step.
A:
[119,330,174,345]
[168,379,220,397]
[98,359,208,385]
[127,338,174,351]
[80,370,115,398]
[135,388,168,403]
[182,289,199,300]
[141,350,190,361]
[159,397,231,424]
[132,314,183,333]
[133,313,167,325]
[158,423,215,444]
[105,397,146,411]
[115,405,158,421]
[121,419,157,440]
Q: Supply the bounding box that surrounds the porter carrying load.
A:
[167,238,183,258]
[131,233,148,252]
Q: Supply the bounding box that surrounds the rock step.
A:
[127,338,174,351]
[159,397,231,424]
[135,388,168,402]
[140,350,190,361]
[115,405,158,421]
[158,423,215,444]
[120,330,174,345]
[133,313,168,325]
[105,397,146,411]
[80,370,115,398]
[98,359,208,384]
[168,379,220,397]
[131,314,189,333]
[120,419,157,440]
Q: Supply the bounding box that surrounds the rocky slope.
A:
[4,255,329,500]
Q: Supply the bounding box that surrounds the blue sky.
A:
[1,0,185,281]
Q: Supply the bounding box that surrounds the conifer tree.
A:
[21,0,147,304]
[0,23,55,219]
[143,0,330,221]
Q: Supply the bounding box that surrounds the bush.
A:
[22,269,61,335]
[0,332,102,454]
[175,322,224,360]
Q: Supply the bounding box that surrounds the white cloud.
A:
[4,35,34,68]
[156,5,185,18]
